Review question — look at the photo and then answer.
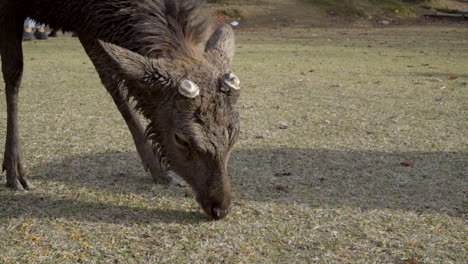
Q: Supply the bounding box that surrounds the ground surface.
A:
[206,0,468,28]
[0,25,467,263]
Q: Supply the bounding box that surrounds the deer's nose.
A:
[211,205,230,220]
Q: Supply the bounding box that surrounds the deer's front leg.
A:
[1,16,33,190]
[79,37,179,185]
[108,89,174,184]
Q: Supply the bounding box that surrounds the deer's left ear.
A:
[98,40,170,85]
[205,24,235,67]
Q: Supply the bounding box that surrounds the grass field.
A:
[0,25,467,263]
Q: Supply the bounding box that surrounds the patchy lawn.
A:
[0,25,467,263]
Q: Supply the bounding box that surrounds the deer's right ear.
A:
[205,24,235,67]
[98,40,169,85]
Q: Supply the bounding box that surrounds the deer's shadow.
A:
[1,148,465,224]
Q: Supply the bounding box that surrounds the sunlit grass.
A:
[0,25,466,263]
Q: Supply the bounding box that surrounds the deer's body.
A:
[0,0,241,220]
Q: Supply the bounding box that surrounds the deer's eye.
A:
[174,133,191,150]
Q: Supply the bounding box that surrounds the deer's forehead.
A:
[180,61,222,83]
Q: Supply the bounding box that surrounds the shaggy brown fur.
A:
[0,0,240,220]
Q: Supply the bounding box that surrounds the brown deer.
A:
[0,0,241,220]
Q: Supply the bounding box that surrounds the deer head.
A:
[100,24,240,220]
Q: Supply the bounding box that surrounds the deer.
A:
[0,0,241,220]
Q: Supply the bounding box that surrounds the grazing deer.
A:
[0,0,241,220]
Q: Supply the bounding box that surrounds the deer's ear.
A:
[99,40,151,80]
[99,40,172,89]
[205,24,235,67]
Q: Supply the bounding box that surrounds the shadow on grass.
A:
[0,193,207,224]
[229,148,466,216]
[1,148,466,222]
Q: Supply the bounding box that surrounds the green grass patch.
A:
[369,0,415,16]
[304,0,369,18]
[215,8,244,19]
[304,0,416,18]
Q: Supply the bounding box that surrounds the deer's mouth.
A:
[197,194,232,220]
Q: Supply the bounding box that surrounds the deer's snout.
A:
[211,204,230,220]
[199,192,232,220]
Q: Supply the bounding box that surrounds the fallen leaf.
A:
[427,78,442,82]
[448,76,458,80]
[403,258,418,264]
[30,236,42,242]
[400,161,415,167]
[331,82,344,88]
[389,115,400,123]
[278,122,288,129]
[272,183,288,192]
[274,172,292,177]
